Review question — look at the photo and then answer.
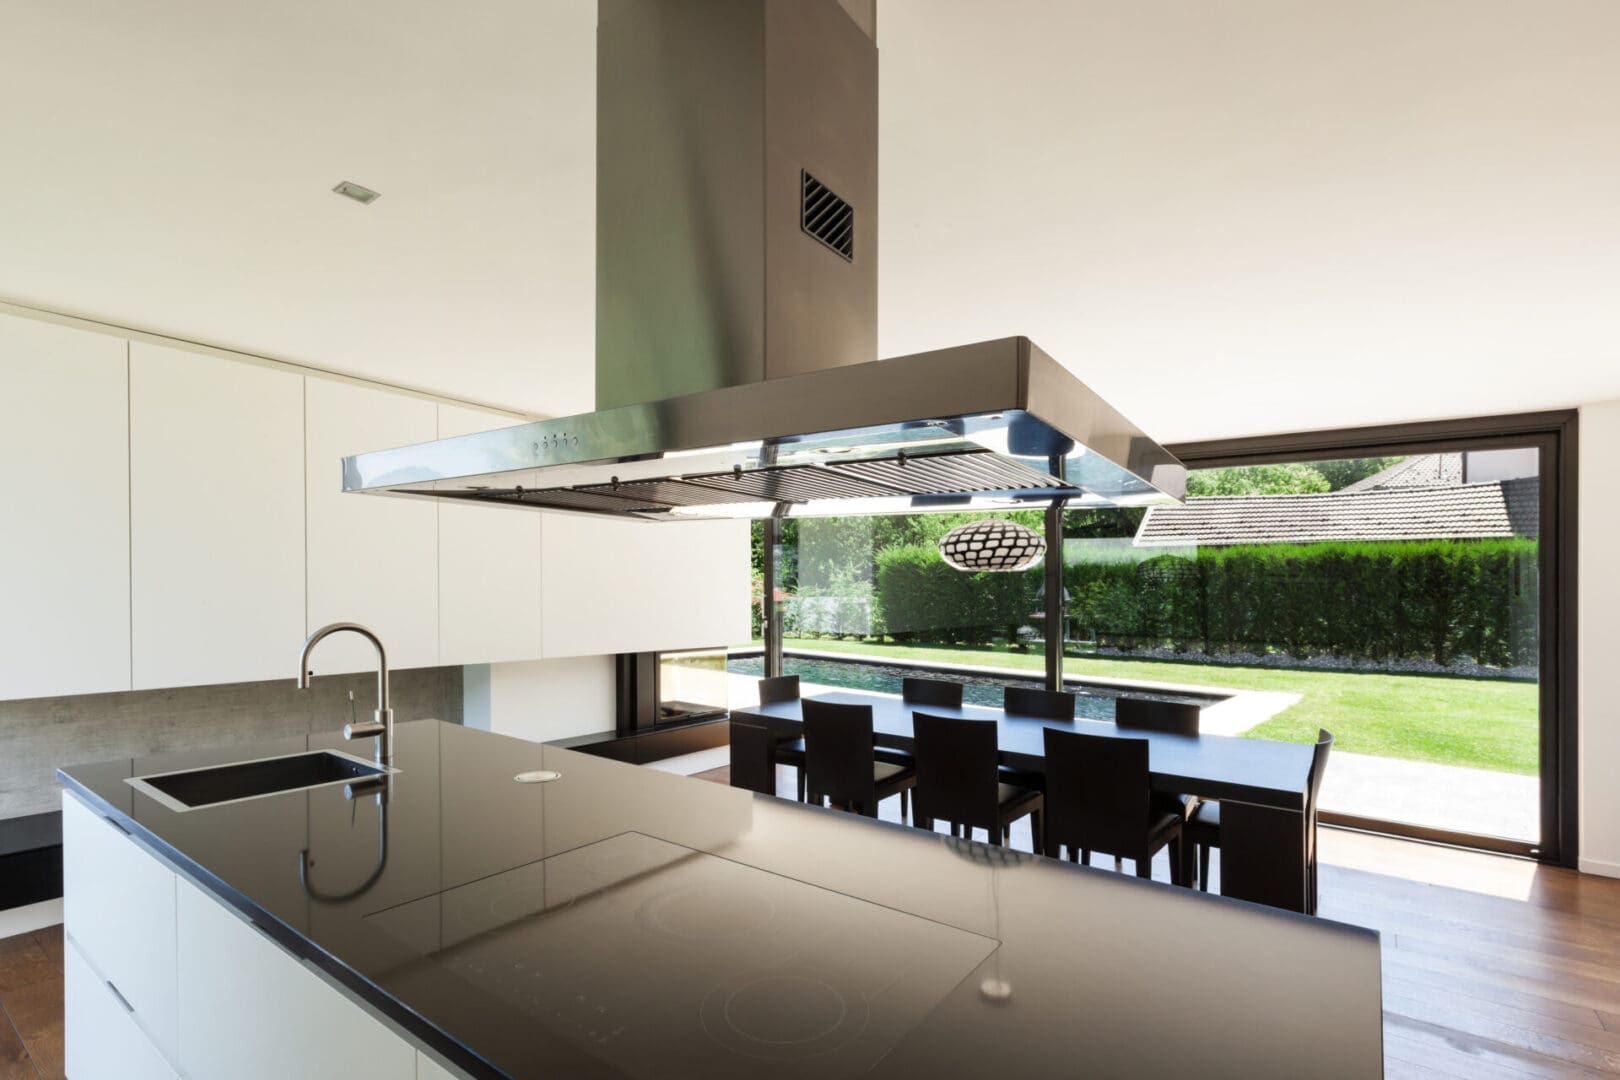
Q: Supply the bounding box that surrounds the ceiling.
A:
[3,1,1617,442]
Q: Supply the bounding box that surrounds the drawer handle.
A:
[106,980,135,1013]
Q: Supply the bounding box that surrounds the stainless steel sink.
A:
[127,750,389,811]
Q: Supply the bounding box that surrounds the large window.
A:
[736,412,1576,863]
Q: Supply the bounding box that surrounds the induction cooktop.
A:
[365,832,997,1079]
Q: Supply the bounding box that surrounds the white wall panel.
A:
[0,313,130,700]
[131,341,304,689]
[437,404,545,665]
[306,378,438,673]
[540,515,751,658]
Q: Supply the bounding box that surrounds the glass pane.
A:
[731,511,1217,715]
[1064,449,1540,843]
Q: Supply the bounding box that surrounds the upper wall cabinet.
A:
[437,405,545,666]
[131,343,304,690]
[306,379,438,674]
[0,313,131,701]
[540,515,752,658]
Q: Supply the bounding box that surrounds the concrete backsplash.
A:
[0,667,463,819]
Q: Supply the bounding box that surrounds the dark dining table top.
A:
[732,690,1315,811]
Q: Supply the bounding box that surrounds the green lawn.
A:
[777,637,1539,776]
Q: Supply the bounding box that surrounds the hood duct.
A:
[342,0,1186,519]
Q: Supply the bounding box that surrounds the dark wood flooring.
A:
[6,771,1619,1079]
[0,925,61,1080]
[697,763,1620,1078]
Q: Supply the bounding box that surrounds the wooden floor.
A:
[0,925,61,1080]
[6,785,1620,1080]
[697,764,1620,1078]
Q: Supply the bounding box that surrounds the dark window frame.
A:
[1167,410,1579,866]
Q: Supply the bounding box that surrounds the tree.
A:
[1186,463,1331,497]
[1312,456,1406,492]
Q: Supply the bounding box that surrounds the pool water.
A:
[726,654,1221,720]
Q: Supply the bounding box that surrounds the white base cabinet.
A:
[64,937,178,1080]
[64,792,474,1080]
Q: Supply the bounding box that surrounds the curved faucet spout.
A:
[296,622,393,764]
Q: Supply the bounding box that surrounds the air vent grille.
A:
[801,171,854,261]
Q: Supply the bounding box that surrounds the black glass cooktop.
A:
[59,720,1385,1079]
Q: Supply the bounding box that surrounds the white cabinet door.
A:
[65,937,178,1080]
[62,793,178,1061]
[0,313,130,701]
[540,514,751,657]
[306,378,438,673]
[437,404,545,665]
[130,341,304,689]
[177,877,416,1080]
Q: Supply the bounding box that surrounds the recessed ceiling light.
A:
[332,180,381,205]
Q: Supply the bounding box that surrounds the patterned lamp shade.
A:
[938,518,1046,572]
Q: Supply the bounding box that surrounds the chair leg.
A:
[797,768,807,803]
[1114,856,1123,872]
[1081,848,1090,866]
[1135,853,1152,879]
[1169,837,1185,888]
[900,788,909,824]
[1198,843,1211,893]
[1066,847,1078,864]
[1029,810,1043,854]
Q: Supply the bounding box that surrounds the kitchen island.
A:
[58,719,1383,1079]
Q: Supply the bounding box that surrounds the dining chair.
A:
[1116,695,1204,832]
[1041,727,1186,884]
[756,676,808,802]
[1186,728,1334,907]
[911,712,1042,849]
[803,700,915,821]
[728,720,778,795]
[999,686,1075,792]
[1003,685,1075,719]
[902,677,964,709]
[1114,696,1201,735]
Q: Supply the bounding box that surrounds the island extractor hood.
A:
[342,0,1186,521]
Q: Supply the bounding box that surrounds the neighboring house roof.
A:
[1135,481,1539,547]
[1341,453,1463,491]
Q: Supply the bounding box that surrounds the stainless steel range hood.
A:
[342,0,1185,520]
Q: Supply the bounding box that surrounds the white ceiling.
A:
[3,1,1618,441]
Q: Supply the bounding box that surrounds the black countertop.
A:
[59,720,1383,1079]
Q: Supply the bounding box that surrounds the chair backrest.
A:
[757,674,801,706]
[1114,696,1201,736]
[903,677,964,709]
[1042,728,1155,858]
[912,711,1000,830]
[1306,728,1334,812]
[1003,685,1076,720]
[729,721,777,795]
[803,700,878,809]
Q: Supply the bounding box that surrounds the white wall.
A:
[1579,399,1620,876]
[463,657,617,744]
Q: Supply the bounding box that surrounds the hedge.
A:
[873,538,1538,667]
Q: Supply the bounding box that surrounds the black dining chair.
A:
[1114,696,1201,735]
[728,720,778,795]
[911,712,1042,849]
[803,700,916,821]
[999,686,1075,791]
[1186,728,1334,906]
[1003,685,1076,719]
[1116,695,1204,828]
[1042,727,1186,884]
[756,676,808,802]
[903,677,964,709]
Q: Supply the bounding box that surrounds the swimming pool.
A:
[726,653,1223,721]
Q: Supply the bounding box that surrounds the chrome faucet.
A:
[296,622,393,765]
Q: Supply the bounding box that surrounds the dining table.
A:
[730,689,1320,914]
